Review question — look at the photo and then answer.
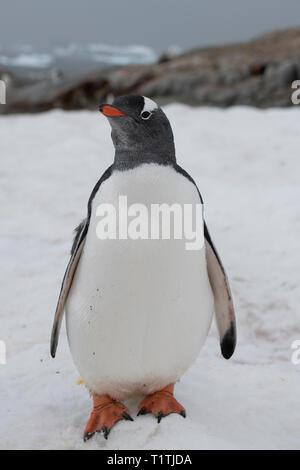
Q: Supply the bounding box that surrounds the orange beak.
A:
[99,104,126,117]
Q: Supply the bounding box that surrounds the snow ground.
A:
[0,104,300,450]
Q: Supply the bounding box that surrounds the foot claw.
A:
[157,411,164,423]
[83,432,94,442]
[122,412,134,421]
[102,426,109,439]
[137,406,147,416]
[180,410,186,418]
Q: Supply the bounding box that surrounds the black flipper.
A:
[204,222,236,359]
[173,164,236,359]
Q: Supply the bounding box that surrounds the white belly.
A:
[66,164,214,399]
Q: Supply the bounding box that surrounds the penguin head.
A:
[99,95,175,164]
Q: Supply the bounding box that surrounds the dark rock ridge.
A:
[2,27,300,114]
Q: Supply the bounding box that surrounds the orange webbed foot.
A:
[137,384,186,423]
[84,394,133,441]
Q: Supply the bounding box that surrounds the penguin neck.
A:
[113,148,176,171]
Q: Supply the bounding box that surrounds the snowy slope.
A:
[0,105,300,450]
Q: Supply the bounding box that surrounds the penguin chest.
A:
[66,164,214,398]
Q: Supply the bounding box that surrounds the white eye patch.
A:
[142,96,158,113]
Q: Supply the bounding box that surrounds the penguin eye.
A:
[141,111,152,120]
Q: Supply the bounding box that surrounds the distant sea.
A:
[0,43,159,81]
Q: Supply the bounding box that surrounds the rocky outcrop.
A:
[2,27,300,114]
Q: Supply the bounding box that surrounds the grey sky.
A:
[1,0,300,52]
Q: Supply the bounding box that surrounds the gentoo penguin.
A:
[51,94,236,440]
